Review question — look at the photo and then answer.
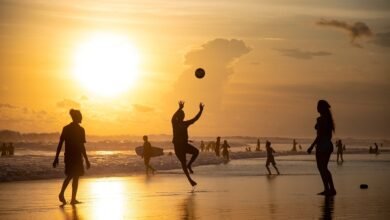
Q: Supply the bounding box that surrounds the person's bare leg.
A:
[273,165,280,175]
[266,165,272,175]
[70,176,80,204]
[59,176,72,204]
[187,150,199,174]
[180,160,197,186]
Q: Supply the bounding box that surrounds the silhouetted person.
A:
[221,140,230,161]
[336,140,344,163]
[142,135,155,175]
[256,139,261,151]
[8,142,14,156]
[200,141,205,152]
[292,139,297,152]
[53,109,91,205]
[1,143,6,156]
[265,141,280,175]
[171,101,204,186]
[307,100,336,196]
[215,137,221,157]
[374,143,380,154]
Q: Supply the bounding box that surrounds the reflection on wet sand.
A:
[180,193,197,220]
[321,196,334,220]
[60,204,82,220]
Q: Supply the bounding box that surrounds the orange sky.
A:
[0,0,389,138]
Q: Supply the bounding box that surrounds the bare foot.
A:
[58,194,66,205]
[189,179,197,187]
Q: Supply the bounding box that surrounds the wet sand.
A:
[0,155,389,219]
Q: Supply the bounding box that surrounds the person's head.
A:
[217,136,221,140]
[317,100,335,132]
[143,135,148,142]
[176,110,185,122]
[224,140,227,144]
[266,141,271,147]
[69,109,82,123]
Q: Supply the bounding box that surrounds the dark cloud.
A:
[174,38,251,110]
[316,19,373,47]
[372,32,390,47]
[0,103,17,109]
[56,99,80,109]
[132,104,154,113]
[275,48,332,60]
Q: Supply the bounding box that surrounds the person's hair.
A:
[143,135,148,140]
[69,109,81,121]
[317,100,335,133]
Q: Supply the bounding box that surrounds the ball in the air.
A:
[195,68,205,79]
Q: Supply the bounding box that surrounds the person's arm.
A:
[171,101,185,123]
[81,129,90,169]
[307,137,318,154]
[53,129,65,168]
[185,103,204,125]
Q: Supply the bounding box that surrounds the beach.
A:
[0,153,389,219]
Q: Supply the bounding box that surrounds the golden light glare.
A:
[73,33,140,97]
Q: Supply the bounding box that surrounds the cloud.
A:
[56,99,80,109]
[0,103,17,109]
[174,38,251,111]
[373,32,390,47]
[132,104,154,113]
[275,48,332,60]
[316,19,373,47]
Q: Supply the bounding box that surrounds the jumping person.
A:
[142,135,156,175]
[53,109,91,205]
[307,100,336,196]
[171,101,204,186]
[265,141,280,175]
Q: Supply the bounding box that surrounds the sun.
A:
[73,32,140,97]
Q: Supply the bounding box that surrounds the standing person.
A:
[221,140,231,161]
[200,141,205,152]
[292,139,297,152]
[8,142,14,156]
[215,137,221,157]
[265,141,280,175]
[307,100,336,196]
[1,143,6,156]
[336,140,344,163]
[53,109,91,205]
[256,139,261,151]
[142,135,156,175]
[171,101,204,186]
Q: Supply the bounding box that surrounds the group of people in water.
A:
[51,99,346,204]
[1,142,14,156]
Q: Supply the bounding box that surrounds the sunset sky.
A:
[0,0,389,138]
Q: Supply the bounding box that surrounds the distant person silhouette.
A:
[142,135,156,175]
[291,139,297,152]
[265,141,280,175]
[307,100,336,196]
[336,140,344,163]
[8,142,14,156]
[200,141,205,152]
[1,143,6,156]
[256,139,261,151]
[215,137,221,157]
[374,143,380,154]
[53,109,91,205]
[171,101,204,186]
[221,140,231,161]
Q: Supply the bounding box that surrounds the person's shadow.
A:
[320,196,334,220]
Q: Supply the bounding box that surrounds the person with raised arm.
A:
[171,101,204,186]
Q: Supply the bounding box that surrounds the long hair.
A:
[317,100,335,133]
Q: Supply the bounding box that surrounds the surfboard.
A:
[135,146,164,157]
